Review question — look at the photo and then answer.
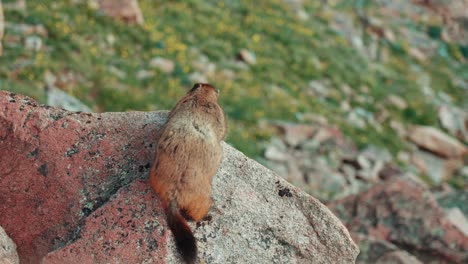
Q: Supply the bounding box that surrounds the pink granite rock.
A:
[328,177,468,263]
[42,180,167,264]
[0,91,163,263]
[0,91,359,263]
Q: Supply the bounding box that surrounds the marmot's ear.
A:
[189,83,203,93]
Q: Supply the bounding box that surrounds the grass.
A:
[0,0,466,159]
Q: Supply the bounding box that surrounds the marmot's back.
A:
[149,83,227,264]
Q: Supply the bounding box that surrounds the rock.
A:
[328,177,468,263]
[0,226,19,264]
[0,92,359,263]
[3,0,25,11]
[270,122,316,147]
[408,125,467,159]
[136,69,155,80]
[108,65,127,79]
[446,208,468,236]
[220,69,235,80]
[307,170,348,200]
[299,113,328,125]
[149,57,175,74]
[390,120,407,137]
[312,126,346,147]
[353,234,422,264]
[411,149,463,185]
[438,105,468,144]
[387,94,407,110]
[46,86,92,112]
[408,47,427,61]
[308,80,329,97]
[360,145,393,163]
[264,144,288,162]
[4,23,48,37]
[188,72,208,83]
[97,0,144,25]
[415,0,468,45]
[437,190,468,216]
[237,49,256,65]
[347,110,366,129]
[25,35,42,51]
[376,250,423,264]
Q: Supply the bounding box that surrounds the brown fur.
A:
[149,83,227,263]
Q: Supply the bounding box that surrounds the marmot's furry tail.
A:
[166,201,197,264]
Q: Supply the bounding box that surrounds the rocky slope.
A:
[0,0,467,263]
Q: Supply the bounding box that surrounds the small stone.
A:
[264,145,288,162]
[3,0,25,11]
[108,66,127,79]
[397,151,411,163]
[299,113,328,125]
[149,57,175,73]
[47,87,92,113]
[97,0,144,25]
[438,105,468,144]
[188,72,207,83]
[341,164,356,180]
[25,36,42,51]
[347,111,366,129]
[383,29,396,42]
[356,155,372,171]
[376,250,423,264]
[340,84,353,96]
[0,226,19,264]
[220,69,235,80]
[360,145,392,163]
[387,95,407,110]
[445,208,468,236]
[408,47,427,61]
[237,49,256,65]
[340,101,351,111]
[106,34,116,45]
[308,80,329,97]
[390,120,407,137]
[411,149,463,185]
[295,9,309,21]
[136,69,154,80]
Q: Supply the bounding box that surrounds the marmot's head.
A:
[188,83,219,101]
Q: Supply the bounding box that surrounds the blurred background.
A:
[0,0,467,262]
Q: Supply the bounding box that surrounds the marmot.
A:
[149,83,227,263]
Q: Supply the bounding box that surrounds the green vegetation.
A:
[0,0,466,158]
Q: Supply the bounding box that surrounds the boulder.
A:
[353,234,422,264]
[46,86,92,112]
[0,226,19,264]
[0,91,359,263]
[97,0,144,25]
[327,177,468,263]
[408,125,467,159]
